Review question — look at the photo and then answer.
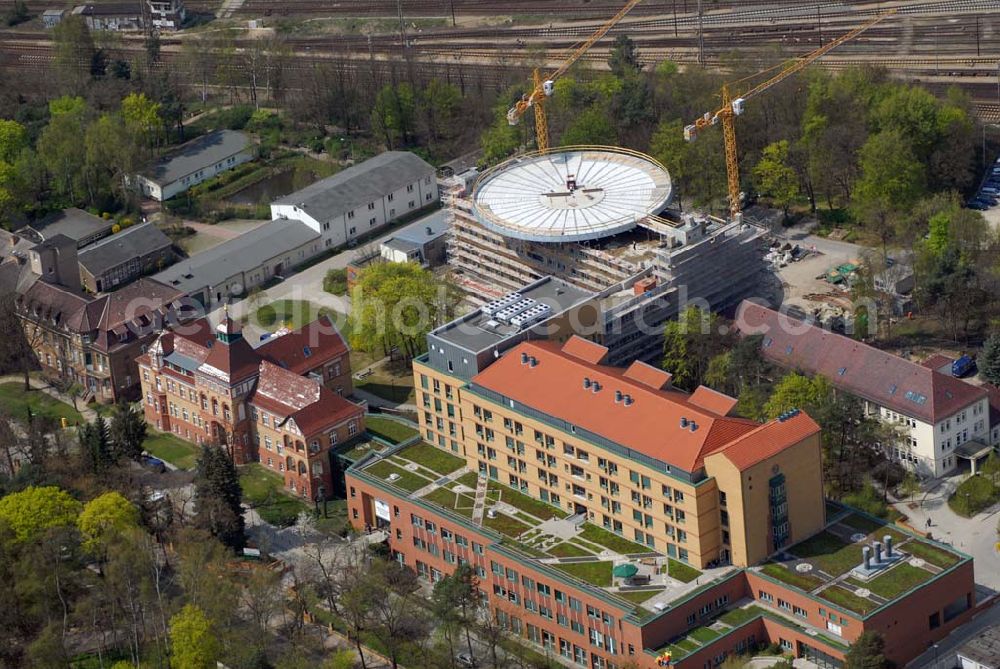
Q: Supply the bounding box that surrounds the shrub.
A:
[111,224,122,234]
[948,475,999,517]
[323,268,348,295]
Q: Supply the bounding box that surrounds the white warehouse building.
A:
[270,151,439,250]
[135,130,253,202]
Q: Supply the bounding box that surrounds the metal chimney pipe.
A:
[863,546,871,570]
[884,535,893,558]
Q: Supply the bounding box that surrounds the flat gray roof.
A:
[431,276,592,354]
[140,130,250,186]
[23,208,114,244]
[79,223,172,276]
[154,219,318,295]
[958,625,1000,669]
[273,151,434,223]
[393,209,450,244]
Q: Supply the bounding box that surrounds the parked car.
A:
[140,455,166,473]
[968,201,989,211]
[456,653,477,667]
[952,354,976,378]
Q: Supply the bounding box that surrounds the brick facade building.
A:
[138,314,362,500]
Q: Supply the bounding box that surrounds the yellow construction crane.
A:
[684,10,895,219]
[507,0,644,152]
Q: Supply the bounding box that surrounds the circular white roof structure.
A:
[472,147,672,243]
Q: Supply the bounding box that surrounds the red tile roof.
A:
[736,301,985,424]
[710,411,821,470]
[561,336,609,365]
[623,359,674,390]
[471,339,803,473]
[257,315,348,376]
[688,386,739,416]
[251,360,361,435]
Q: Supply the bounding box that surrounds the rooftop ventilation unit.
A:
[521,352,529,365]
[495,298,538,324]
[680,417,688,428]
[689,421,698,432]
[509,303,552,330]
[481,292,522,317]
[623,395,634,407]
[583,377,592,389]
[592,382,601,393]
[614,390,623,403]
[528,357,538,368]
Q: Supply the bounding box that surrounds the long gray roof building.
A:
[273,151,434,223]
[154,219,318,297]
[78,223,173,276]
[140,130,250,186]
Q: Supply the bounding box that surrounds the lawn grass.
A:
[364,460,433,492]
[422,486,475,517]
[253,299,328,331]
[668,558,701,583]
[492,483,567,520]
[455,472,481,488]
[365,415,420,444]
[687,626,721,644]
[143,430,201,470]
[789,530,863,576]
[239,463,310,527]
[841,514,906,544]
[484,512,530,538]
[397,441,465,475]
[549,542,593,558]
[616,589,659,605]
[0,382,83,424]
[718,605,766,627]
[819,585,877,615]
[579,524,652,555]
[761,562,824,591]
[340,439,382,463]
[903,539,960,568]
[554,561,613,587]
[865,563,933,599]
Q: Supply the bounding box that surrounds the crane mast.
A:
[684,10,895,219]
[507,0,644,152]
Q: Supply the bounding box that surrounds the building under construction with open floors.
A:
[445,147,767,365]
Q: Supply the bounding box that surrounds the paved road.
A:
[204,208,449,328]
[891,476,1000,593]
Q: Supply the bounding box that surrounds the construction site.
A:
[443,146,767,364]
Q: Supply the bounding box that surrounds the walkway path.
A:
[891,476,1000,593]
[0,374,98,423]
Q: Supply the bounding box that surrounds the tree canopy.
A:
[77,491,139,556]
[0,485,81,543]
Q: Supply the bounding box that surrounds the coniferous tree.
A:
[980,334,1000,386]
[81,415,114,475]
[109,403,147,461]
[193,445,245,551]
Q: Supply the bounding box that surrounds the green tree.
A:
[169,604,219,669]
[608,35,641,77]
[852,129,925,257]
[0,119,27,163]
[37,104,89,204]
[560,106,616,146]
[0,486,81,543]
[844,630,888,669]
[121,92,163,150]
[109,403,147,461]
[52,15,95,92]
[84,113,135,207]
[351,261,455,360]
[432,562,481,661]
[661,306,730,391]
[981,334,1000,386]
[480,118,519,165]
[371,84,417,149]
[752,140,799,219]
[650,117,726,209]
[420,78,462,143]
[193,445,245,551]
[80,415,115,475]
[763,373,831,419]
[49,95,87,118]
[77,491,139,557]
